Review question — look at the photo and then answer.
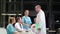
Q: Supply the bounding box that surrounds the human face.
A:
[25,10,29,16]
[35,6,41,13]
[12,18,16,24]
[35,6,39,12]
[18,18,22,23]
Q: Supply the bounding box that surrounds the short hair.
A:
[16,17,21,22]
[34,18,36,20]
[8,17,15,23]
[35,5,41,8]
[24,10,29,13]
[23,10,29,16]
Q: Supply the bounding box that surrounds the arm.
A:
[29,17,32,24]
[36,12,41,30]
[39,11,46,34]
[31,24,35,28]
[8,25,17,34]
[22,17,29,26]
[22,22,29,26]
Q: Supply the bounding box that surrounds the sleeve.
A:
[40,11,46,34]
[29,17,32,24]
[36,13,41,28]
[40,11,46,28]
[22,17,25,23]
[9,25,16,33]
[22,17,28,26]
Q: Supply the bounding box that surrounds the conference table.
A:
[0,28,36,34]
[16,29,36,34]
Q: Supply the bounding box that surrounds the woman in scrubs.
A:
[22,10,32,31]
[6,17,17,34]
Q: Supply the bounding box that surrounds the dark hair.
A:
[35,5,41,8]
[16,17,21,22]
[22,10,29,16]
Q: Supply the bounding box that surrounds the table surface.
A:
[16,29,36,34]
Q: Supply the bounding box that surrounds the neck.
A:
[39,9,41,11]
[25,15,28,17]
[12,22,14,24]
[38,9,42,12]
[12,23,13,24]
[17,22,22,24]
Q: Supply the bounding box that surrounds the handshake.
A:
[31,24,41,31]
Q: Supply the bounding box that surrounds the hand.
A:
[18,30,22,32]
[26,24,29,26]
[29,25,32,28]
[31,25,35,28]
[38,28,41,32]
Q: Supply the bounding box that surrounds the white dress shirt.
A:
[36,10,46,34]
[15,22,24,31]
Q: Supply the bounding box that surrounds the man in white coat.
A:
[35,5,46,34]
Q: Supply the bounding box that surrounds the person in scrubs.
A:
[22,10,32,31]
[6,17,17,34]
[35,5,46,34]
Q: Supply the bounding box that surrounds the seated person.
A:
[31,18,36,28]
[15,17,24,32]
[6,17,17,34]
[31,18,40,34]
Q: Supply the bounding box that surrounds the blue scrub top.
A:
[6,23,16,34]
[22,16,32,30]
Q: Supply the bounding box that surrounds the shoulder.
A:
[40,10,45,14]
[7,24,12,26]
[28,17,31,20]
[22,16,25,19]
[28,16,30,18]
[28,16,31,18]
[15,23,17,25]
[38,10,45,15]
[7,24,12,28]
[22,16,25,18]
[15,23,19,26]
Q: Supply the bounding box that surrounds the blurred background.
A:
[0,0,60,34]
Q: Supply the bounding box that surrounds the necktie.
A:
[20,24,22,28]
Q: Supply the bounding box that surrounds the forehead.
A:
[35,6,39,9]
[35,5,41,8]
[25,10,29,13]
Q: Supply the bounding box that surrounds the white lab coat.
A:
[36,10,46,34]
